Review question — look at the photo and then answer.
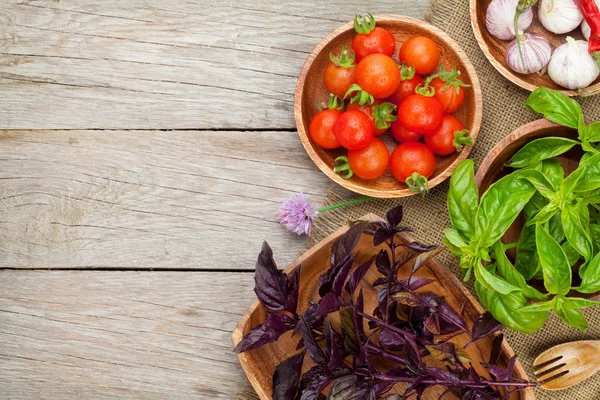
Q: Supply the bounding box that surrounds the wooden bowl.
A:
[232,214,534,400]
[470,0,600,97]
[294,15,482,198]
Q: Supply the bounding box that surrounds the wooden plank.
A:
[0,270,260,399]
[0,0,429,129]
[0,130,330,269]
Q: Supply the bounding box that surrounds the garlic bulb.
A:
[581,0,599,40]
[486,0,533,40]
[538,0,583,34]
[506,33,552,74]
[549,37,600,89]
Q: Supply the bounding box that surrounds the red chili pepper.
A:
[574,0,600,54]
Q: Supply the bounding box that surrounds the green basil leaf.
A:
[562,207,593,260]
[561,153,600,196]
[584,121,600,142]
[518,169,558,199]
[581,151,596,165]
[541,158,565,188]
[493,241,546,300]
[574,152,600,193]
[564,297,600,309]
[526,203,558,226]
[514,224,540,280]
[474,261,523,295]
[475,281,548,334]
[524,192,549,221]
[563,241,582,267]
[443,228,468,249]
[577,252,600,294]
[549,211,565,243]
[536,223,572,295]
[507,137,579,169]
[476,173,536,248]
[553,297,589,332]
[443,238,464,257]
[525,87,582,129]
[447,159,478,239]
[520,298,557,312]
[590,224,600,254]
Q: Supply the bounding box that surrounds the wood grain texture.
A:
[0,129,330,269]
[295,15,482,198]
[470,0,600,96]
[233,214,533,400]
[0,0,429,130]
[0,270,261,399]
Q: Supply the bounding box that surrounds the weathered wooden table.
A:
[0,1,428,398]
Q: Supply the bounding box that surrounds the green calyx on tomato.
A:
[371,102,397,130]
[399,62,416,81]
[353,13,376,35]
[333,156,353,179]
[316,93,344,111]
[444,87,600,334]
[329,45,355,69]
[406,172,429,195]
[344,83,374,106]
[453,129,473,152]
[417,66,469,97]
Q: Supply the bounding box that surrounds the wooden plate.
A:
[231,214,534,400]
[294,15,482,198]
[470,0,600,96]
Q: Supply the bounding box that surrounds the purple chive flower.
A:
[278,193,317,236]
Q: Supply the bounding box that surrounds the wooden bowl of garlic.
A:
[471,0,600,96]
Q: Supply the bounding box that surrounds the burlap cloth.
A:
[306,1,600,399]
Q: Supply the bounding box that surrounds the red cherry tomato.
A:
[352,27,396,62]
[333,110,375,150]
[324,64,356,99]
[347,99,386,136]
[348,137,390,180]
[309,109,342,149]
[390,143,436,193]
[386,75,424,107]
[425,114,471,156]
[399,36,440,75]
[356,54,401,99]
[391,120,422,143]
[398,94,443,134]
[431,77,465,113]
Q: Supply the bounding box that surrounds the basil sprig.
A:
[445,88,600,333]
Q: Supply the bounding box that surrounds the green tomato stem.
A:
[317,196,374,213]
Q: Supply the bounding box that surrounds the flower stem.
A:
[317,196,374,213]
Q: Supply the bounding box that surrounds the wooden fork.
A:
[533,340,600,390]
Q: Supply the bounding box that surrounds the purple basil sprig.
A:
[236,205,534,399]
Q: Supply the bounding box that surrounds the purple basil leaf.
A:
[373,277,389,287]
[235,313,295,353]
[299,366,329,400]
[345,257,373,295]
[295,303,321,335]
[480,363,508,382]
[330,223,365,267]
[425,367,461,386]
[403,338,423,375]
[404,377,426,398]
[285,265,302,313]
[373,228,394,247]
[299,316,327,365]
[325,319,347,371]
[396,276,435,291]
[254,242,289,312]
[355,289,366,337]
[425,313,441,335]
[465,312,503,349]
[488,333,504,365]
[437,300,468,333]
[328,375,366,400]
[315,293,340,317]
[376,250,391,276]
[371,381,395,397]
[332,253,357,297]
[405,241,438,253]
[379,328,405,351]
[506,355,517,379]
[296,338,305,351]
[386,205,404,227]
[411,247,443,273]
[272,351,305,400]
[339,306,360,357]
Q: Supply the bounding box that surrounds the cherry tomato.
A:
[431,78,465,113]
[352,27,396,62]
[333,110,375,150]
[424,114,471,156]
[356,54,401,99]
[309,109,342,149]
[347,99,386,136]
[348,137,390,180]
[398,94,443,134]
[386,75,424,107]
[390,120,422,143]
[399,36,440,75]
[390,142,436,193]
[324,45,357,99]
